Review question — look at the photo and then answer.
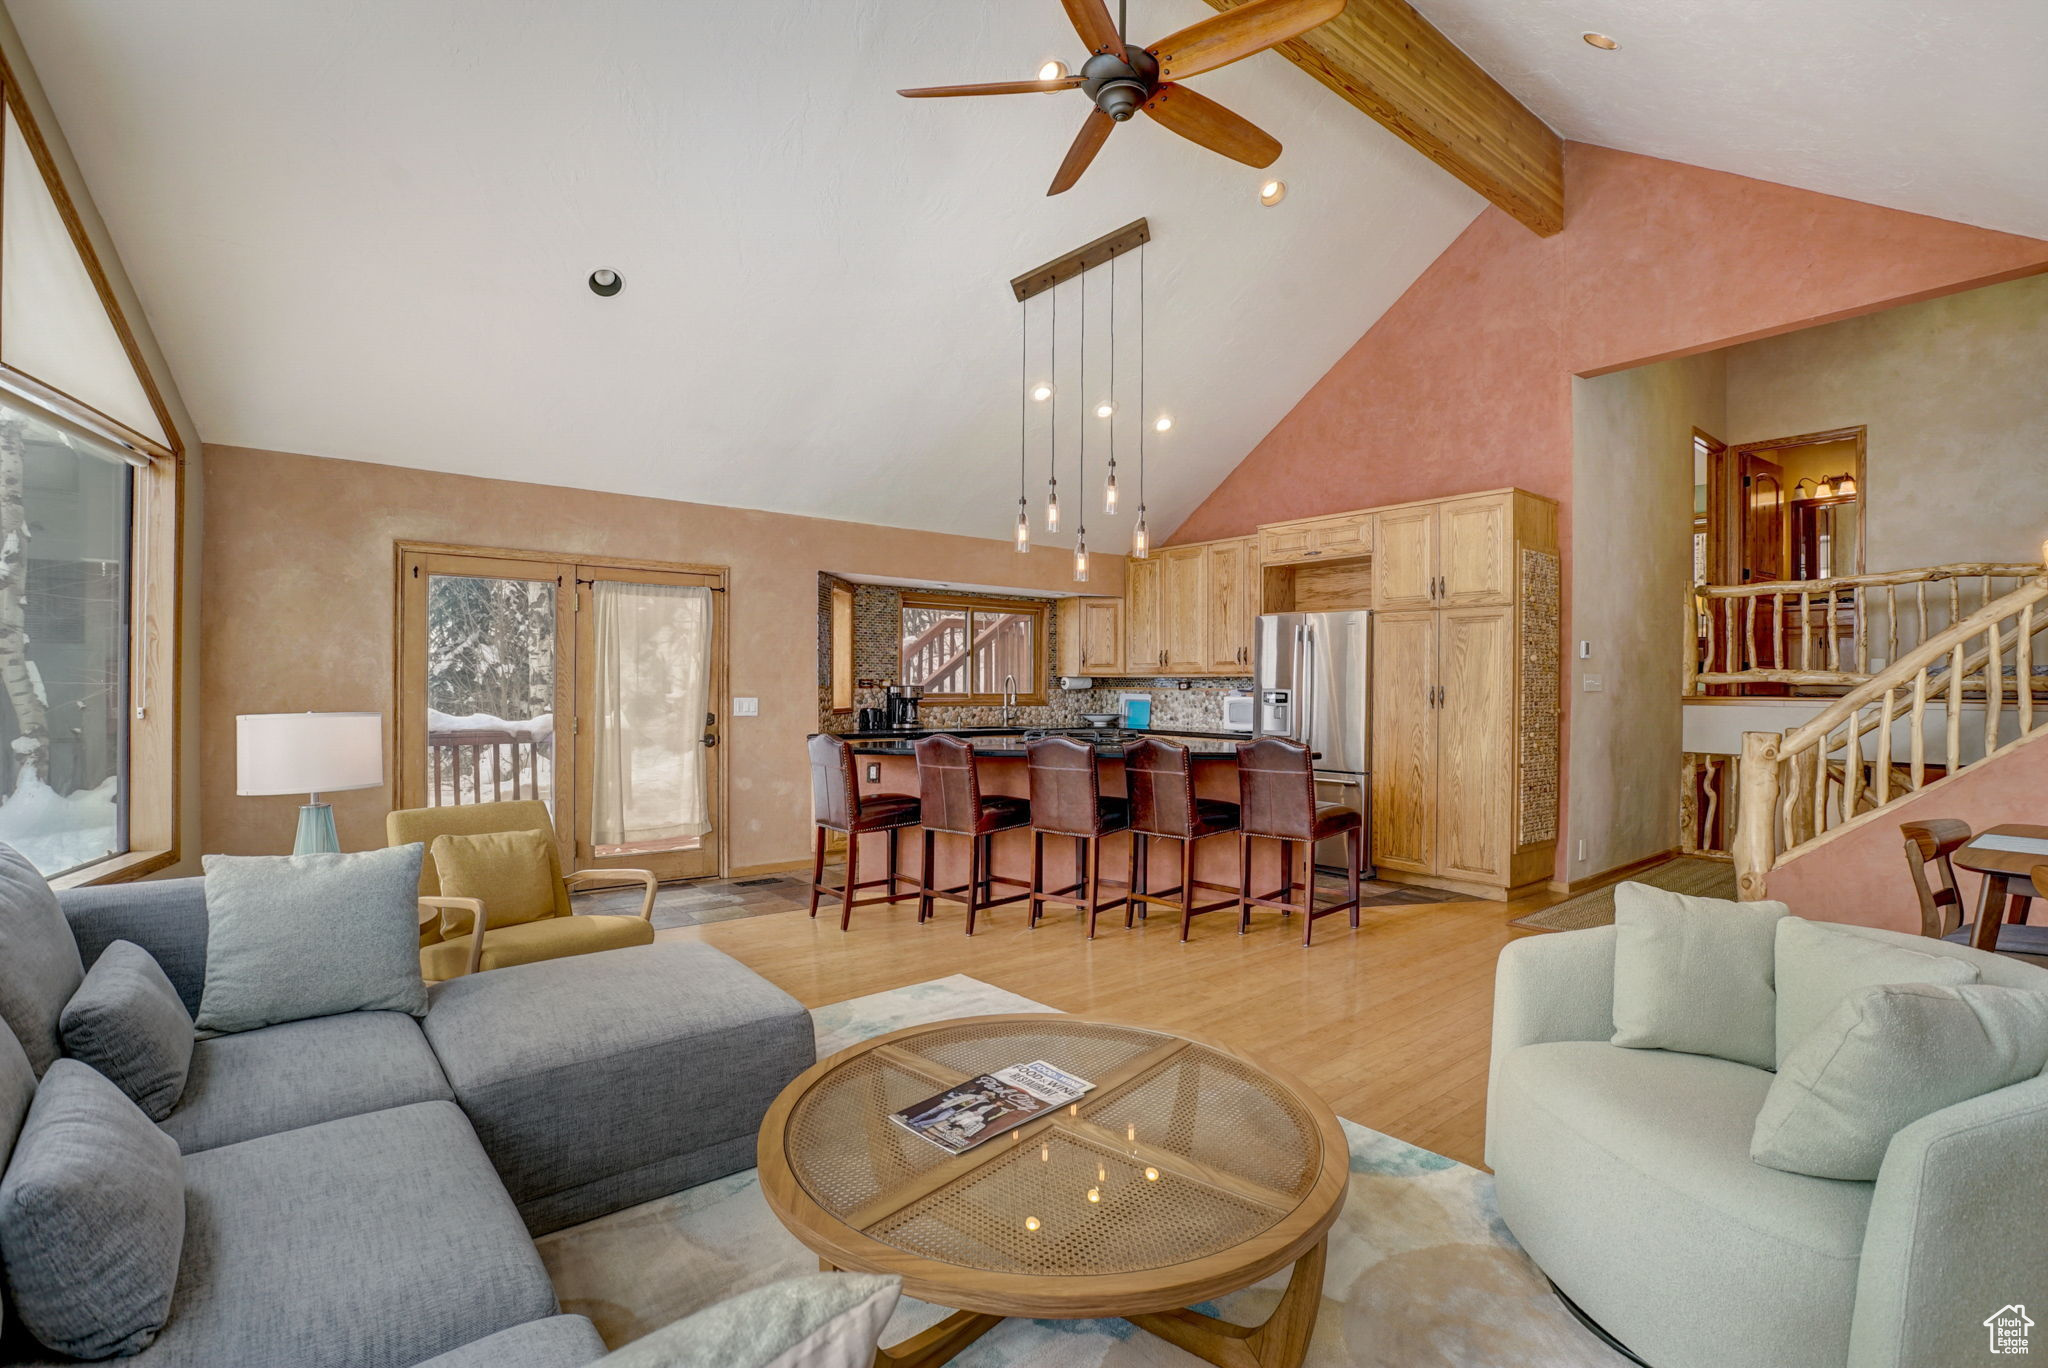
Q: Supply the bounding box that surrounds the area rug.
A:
[536,974,1630,1367]
[1508,856,1737,933]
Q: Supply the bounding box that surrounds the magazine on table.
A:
[890,1061,1094,1154]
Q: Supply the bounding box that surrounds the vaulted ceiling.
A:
[7,0,1484,543]
[10,0,2044,550]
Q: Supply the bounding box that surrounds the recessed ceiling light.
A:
[1095,402,1115,418]
[1581,31,1618,49]
[588,269,623,296]
[1258,179,1286,206]
[1153,416,1173,432]
[1037,60,1068,82]
[1031,383,1054,402]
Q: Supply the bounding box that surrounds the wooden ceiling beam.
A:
[1203,0,1564,237]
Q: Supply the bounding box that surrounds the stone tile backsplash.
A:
[818,573,1249,733]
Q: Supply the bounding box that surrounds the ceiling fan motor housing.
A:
[1083,46,1158,120]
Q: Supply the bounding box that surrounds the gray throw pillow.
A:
[1752,982,2048,1180]
[0,1060,184,1358]
[1610,881,1789,1070]
[60,940,195,1121]
[1773,917,1978,1068]
[0,843,84,1075]
[596,1273,901,1368]
[197,845,428,1034]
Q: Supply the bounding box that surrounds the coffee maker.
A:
[884,683,923,731]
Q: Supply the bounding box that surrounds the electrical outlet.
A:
[865,763,880,783]
[1581,675,1603,692]
[732,697,759,716]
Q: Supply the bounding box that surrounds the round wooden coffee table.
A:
[757,1014,1349,1368]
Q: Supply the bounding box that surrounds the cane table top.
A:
[755,1014,1349,1320]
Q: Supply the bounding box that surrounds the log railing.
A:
[1732,572,2048,898]
[1679,751,1738,859]
[1687,563,2044,694]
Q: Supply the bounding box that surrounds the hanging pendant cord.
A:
[1048,284,1058,511]
[1107,251,1117,491]
[1138,239,1147,513]
[1077,264,1086,540]
[1018,299,1027,501]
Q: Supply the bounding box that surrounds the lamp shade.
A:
[236,712,384,796]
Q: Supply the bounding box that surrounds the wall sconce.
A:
[1793,474,1857,499]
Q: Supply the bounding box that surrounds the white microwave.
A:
[1220,691,1255,733]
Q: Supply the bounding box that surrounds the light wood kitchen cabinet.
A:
[1204,537,1258,673]
[1257,511,1373,566]
[1124,557,1163,673]
[1372,504,1439,609]
[1160,546,1208,675]
[1363,490,1559,900]
[1055,596,1123,676]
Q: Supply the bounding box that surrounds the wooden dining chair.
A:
[1900,818,1972,939]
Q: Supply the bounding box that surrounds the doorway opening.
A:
[395,544,728,881]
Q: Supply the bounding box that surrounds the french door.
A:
[396,545,725,881]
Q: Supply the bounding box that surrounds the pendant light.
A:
[1014,294,1031,552]
[1073,268,1088,582]
[1103,251,1119,516]
[1044,283,1060,534]
[1132,239,1150,559]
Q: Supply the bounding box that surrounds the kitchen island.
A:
[829,727,1315,922]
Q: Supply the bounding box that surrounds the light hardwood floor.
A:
[658,877,1558,1170]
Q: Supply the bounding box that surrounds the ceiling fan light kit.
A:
[898,0,1346,195]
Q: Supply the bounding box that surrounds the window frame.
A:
[897,591,1049,706]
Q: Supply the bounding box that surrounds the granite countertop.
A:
[836,725,1255,758]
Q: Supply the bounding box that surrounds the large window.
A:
[898,593,1047,704]
[0,400,131,876]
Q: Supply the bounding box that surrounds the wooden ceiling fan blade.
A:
[898,77,1086,97]
[1147,0,1345,80]
[1048,108,1115,195]
[1142,84,1281,168]
[1060,0,1126,56]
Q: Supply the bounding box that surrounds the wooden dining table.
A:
[1956,824,2048,953]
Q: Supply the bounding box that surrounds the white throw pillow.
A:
[1610,882,1788,1070]
[1772,918,1978,1068]
[595,1273,901,1368]
[1751,982,2048,1180]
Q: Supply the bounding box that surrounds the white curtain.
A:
[590,581,713,847]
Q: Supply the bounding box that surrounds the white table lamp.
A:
[237,712,385,854]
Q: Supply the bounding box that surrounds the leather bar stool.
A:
[1236,736,1363,946]
[1024,735,1130,938]
[913,734,1033,935]
[1123,738,1242,942]
[806,733,921,931]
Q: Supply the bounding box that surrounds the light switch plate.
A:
[732,697,759,716]
[1581,675,1604,692]
[1578,640,1592,659]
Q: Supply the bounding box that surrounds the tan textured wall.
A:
[200,445,1116,869]
[1725,273,2048,571]
[1569,354,1726,879]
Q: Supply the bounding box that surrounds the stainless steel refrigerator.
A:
[1253,611,1373,876]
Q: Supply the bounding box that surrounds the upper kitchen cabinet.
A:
[1055,596,1123,676]
[1204,538,1258,674]
[1373,490,1555,609]
[1257,511,1372,566]
[1159,545,1209,675]
[1124,557,1164,674]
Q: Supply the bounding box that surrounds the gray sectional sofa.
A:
[2,871,816,1367]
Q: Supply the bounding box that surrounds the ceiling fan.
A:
[899,0,1346,195]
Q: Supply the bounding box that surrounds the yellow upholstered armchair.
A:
[387,800,658,981]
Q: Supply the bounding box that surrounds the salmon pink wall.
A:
[1170,142,2048,882]
[1767,731,2048,933]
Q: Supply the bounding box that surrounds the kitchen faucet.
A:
[1002,673,1018,728]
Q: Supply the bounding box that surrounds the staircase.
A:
[1731,571,2048,920]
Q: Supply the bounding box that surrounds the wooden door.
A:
[1308,512,1373,558]
[1160,546,1208,674]
[1374,505,1438,609]
[1434,606,1512,882]
[1438,494,1513,606]
[1204,539,1253,673]
[1124,557,1163,674]
[1258,521,1315,565]
[1076,597,1123,674]
[1738,453,1788,585]
[1370,610,1437,874]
